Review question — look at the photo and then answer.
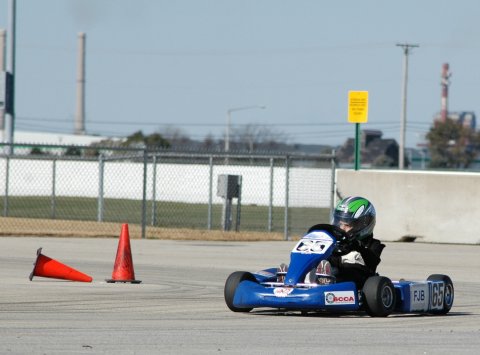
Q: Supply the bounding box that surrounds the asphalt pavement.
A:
[0,237,479,354]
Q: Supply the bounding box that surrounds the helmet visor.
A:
[332,215,355,232]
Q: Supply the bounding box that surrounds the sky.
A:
[1,0,480,148]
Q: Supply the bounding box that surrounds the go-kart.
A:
[224,224,454,317]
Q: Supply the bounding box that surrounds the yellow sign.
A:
[348,91,369,123]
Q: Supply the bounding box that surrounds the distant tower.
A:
[440,63,451,122]
[75,32,86,135]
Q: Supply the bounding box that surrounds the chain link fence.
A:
[0,143,336,240]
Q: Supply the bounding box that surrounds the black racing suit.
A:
[328,234,385,289]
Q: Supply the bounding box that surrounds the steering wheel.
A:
[332,234,356,256]
[306,223,355,256]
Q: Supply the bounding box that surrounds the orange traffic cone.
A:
[106,224,141,283]
[29,248,93,282]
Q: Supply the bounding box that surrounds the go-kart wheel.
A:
[362,276,396,317]
[427,274,454,314]
[224,271,257,312]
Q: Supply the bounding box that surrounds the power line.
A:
[16,115,409,127]
[18,42,393,57]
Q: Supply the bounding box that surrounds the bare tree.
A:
[160,126,192,148]
[231,124,288,152]
[426,118,476,169]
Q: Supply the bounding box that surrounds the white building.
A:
[1,130,113,146]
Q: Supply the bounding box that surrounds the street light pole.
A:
[225,105,266,153]
[0,29,6,136]
[4,0,16,154]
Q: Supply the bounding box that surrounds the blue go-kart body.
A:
[224,225,454,317]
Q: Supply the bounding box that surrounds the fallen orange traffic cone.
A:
[106,224,141,283]
[29,247,93,282]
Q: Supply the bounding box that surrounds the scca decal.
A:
[324,291,356,305]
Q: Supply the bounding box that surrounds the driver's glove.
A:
[349,239,363,252]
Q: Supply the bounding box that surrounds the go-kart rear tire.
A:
[427,274,454,314]
[362,276,396,317]
[224,271,257,312]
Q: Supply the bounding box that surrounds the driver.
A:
[323,196,385,288]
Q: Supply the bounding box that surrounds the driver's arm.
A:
[355,239,385,272]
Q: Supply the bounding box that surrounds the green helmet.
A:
[331,196,376,240]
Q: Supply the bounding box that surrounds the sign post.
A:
[347,91,369,170]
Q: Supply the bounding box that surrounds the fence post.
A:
[141,149,148,239]
[268,157,274,232]
[284,155,290,241]
[330,150,336,213]
[151,155,157,226]
[207,155,213,230]
[3,156,9,217]
[51,158,57,219]
[97,154,104,222]
[235,175,242,232]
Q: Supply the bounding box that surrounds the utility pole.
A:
[396,42,419,169]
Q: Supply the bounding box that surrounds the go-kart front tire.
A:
[427,274,454,314]
[362,276,396,317]
[224,271,257,312]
